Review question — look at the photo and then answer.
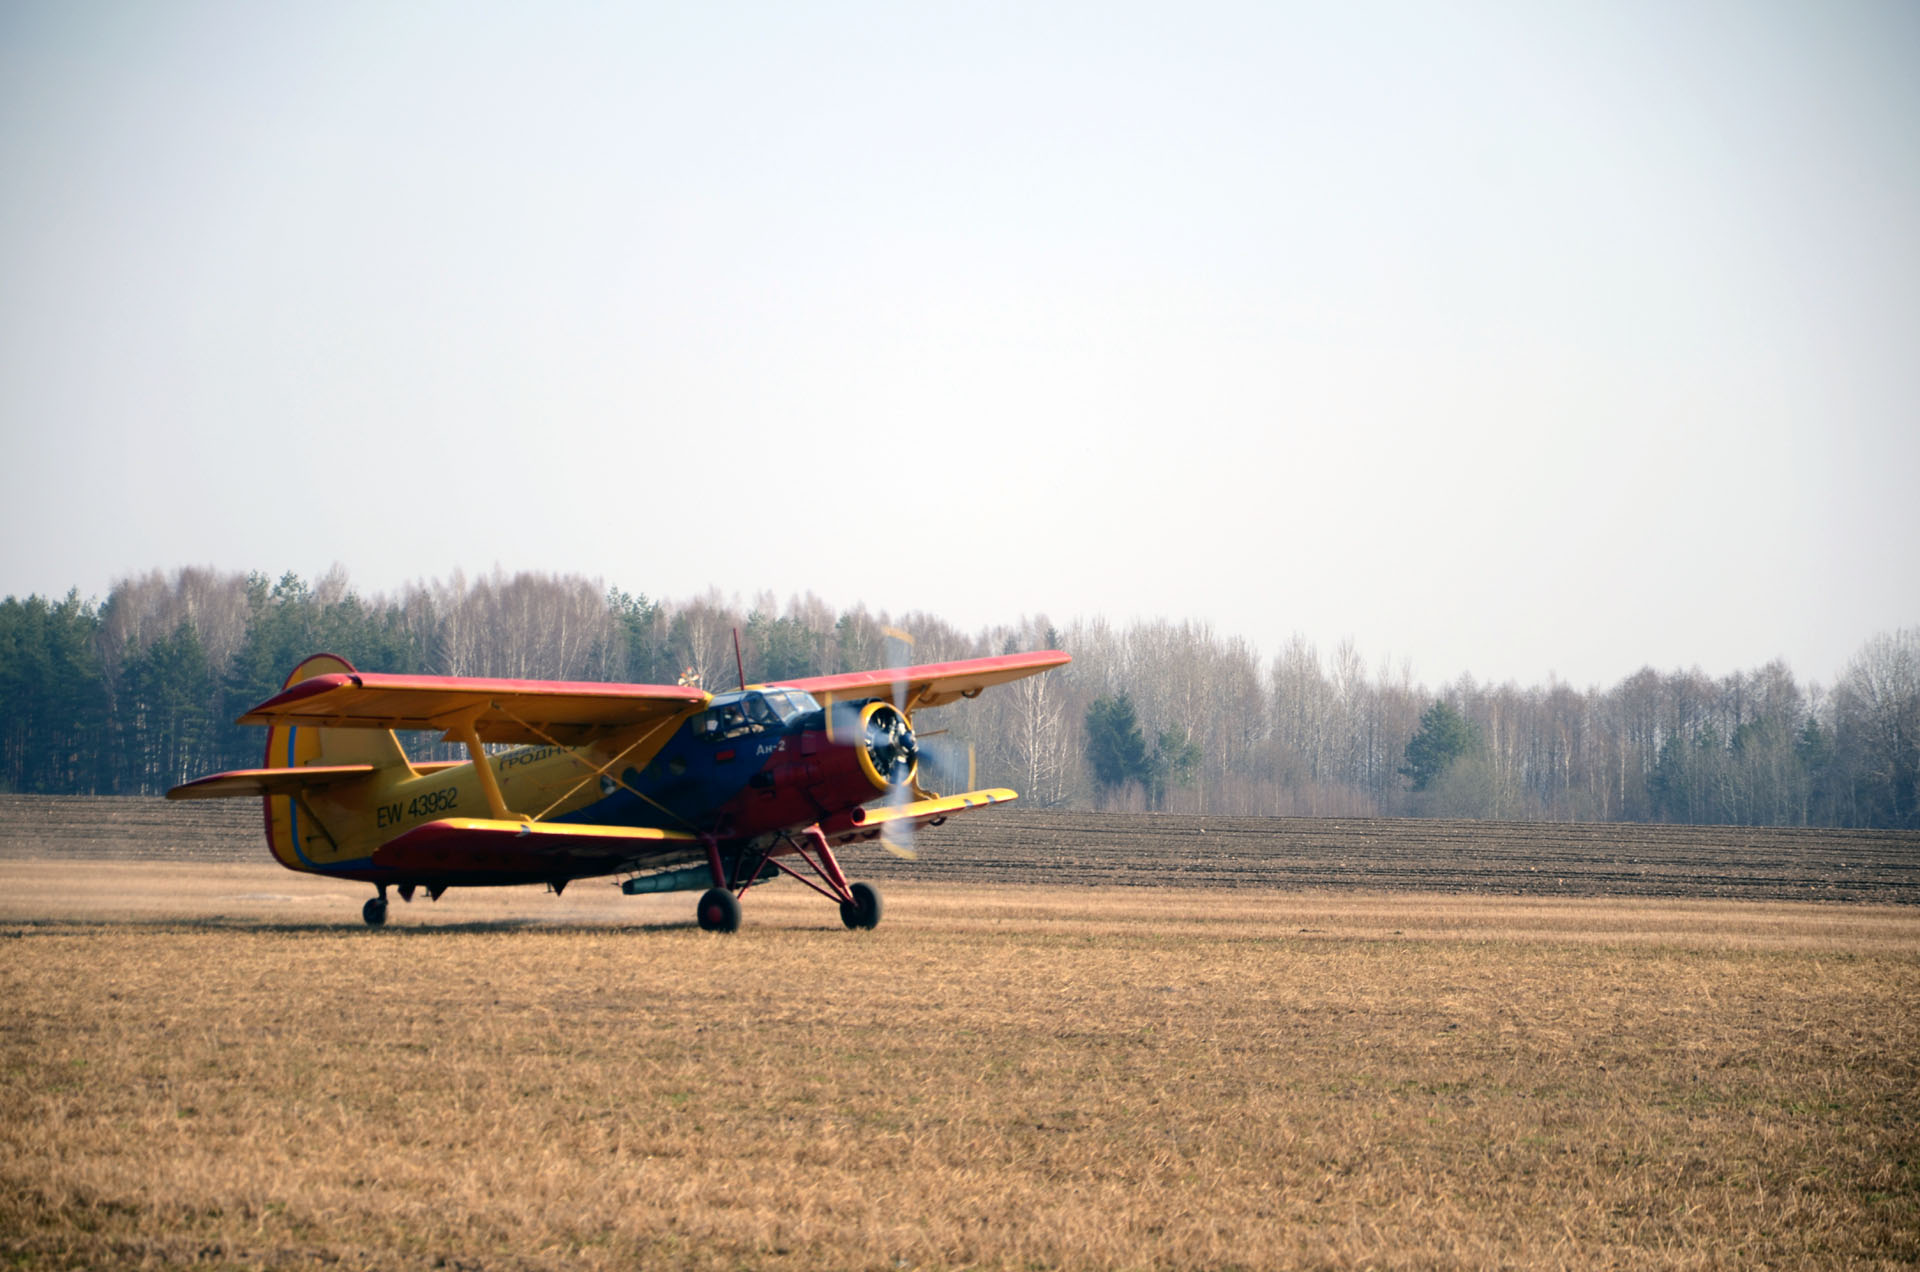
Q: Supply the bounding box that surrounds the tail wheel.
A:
[839,881,882,931]
[362,897,388,928]
[696,888,742,933]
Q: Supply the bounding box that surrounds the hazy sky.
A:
[3,1,1916,690]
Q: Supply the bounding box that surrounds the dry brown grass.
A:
[2,862,1916,1270]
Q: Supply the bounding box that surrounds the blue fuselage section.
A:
[554,689,899,845]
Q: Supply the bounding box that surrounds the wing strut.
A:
[487,697,698,831]
[432,699,698,831]
[437,707,518,823]
[530,712,683,823]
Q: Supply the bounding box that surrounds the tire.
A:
[362,897,388,928]
[696,887,742,933]
[839,881,882,930]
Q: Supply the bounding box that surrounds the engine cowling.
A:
[846,699,918,792]
[724,699,917,837]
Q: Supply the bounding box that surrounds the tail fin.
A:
[262,653,411,770]
[263,653,412,869]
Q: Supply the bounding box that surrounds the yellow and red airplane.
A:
[167,648,1069,931]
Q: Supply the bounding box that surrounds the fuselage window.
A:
[699,694,768,741]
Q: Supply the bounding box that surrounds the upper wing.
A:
[770,650,1070,711]
[237,673,710,745]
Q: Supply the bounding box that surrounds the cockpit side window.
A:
[697,694,774,741]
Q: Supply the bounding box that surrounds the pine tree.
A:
[1400,700,1478,792]
[1085,694,1150,793]
[1150,727,1202,808]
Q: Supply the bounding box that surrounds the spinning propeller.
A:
[876,627,922,859]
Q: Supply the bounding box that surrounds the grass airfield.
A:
[3,861,1917,1270]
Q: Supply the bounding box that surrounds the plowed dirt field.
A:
[4,794,1914,903]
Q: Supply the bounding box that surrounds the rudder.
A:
[263,653,412,869]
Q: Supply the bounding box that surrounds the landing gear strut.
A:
[688,829,883,933]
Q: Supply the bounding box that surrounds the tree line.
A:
[1,567,1913,828]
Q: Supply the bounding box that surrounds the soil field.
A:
[4,794,1916,904]
[3,867,1917,1270]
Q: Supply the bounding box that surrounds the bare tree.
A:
[1831,629,1920,827]
[671,589,745,691]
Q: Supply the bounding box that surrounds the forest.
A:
[0,566,1914,828]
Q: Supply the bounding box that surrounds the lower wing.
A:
[818,787,1017,846]
[372,818,700,874]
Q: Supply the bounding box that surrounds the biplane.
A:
[166,648,1069,931]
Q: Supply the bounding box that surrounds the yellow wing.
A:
[818,787,1018,846]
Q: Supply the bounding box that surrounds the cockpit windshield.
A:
[695,689,820,740]
[758,690,817,722]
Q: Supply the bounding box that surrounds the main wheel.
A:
[839,881,883,930]
[695,887,742,933]
[362,897,388,928]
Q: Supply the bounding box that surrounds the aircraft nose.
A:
[864,702,918,786]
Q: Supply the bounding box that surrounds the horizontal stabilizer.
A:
[166,765,377,800]
[820,787,1018,845]
[372,817,700,875]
